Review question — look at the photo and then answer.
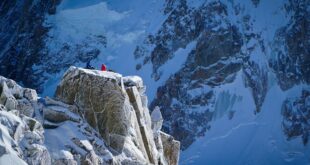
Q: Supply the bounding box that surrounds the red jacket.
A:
[101,64,107,71]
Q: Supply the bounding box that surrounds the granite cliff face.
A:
[0,67,180,165]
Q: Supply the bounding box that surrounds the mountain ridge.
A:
[0,66,180,165]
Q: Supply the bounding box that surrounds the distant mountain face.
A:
[0,0,309,163]
[0,0,60,92]
[136,0,309,149]
[0,0,106,92]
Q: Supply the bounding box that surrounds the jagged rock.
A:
[243,62,268,113]
[270,0,310,90]
[82,150,102,165]
[282,89,310,145]
[45,97,69,108]
[0,107,50,165]
[151,107,167,164]
[20,116,51,165]
[22,116,43,133]
[123,76,144,88]
[43,106,69,123]
[160,132,180,165]
[52,150,77,165]
[55,67,180,164]
[0,77,51,165]
[55,68,138,163]
[71,138,103,165]
[126,86,159,164]
[24,89,38,102]
[151,106,163,135]
[0,77,24,99]
[0,81,18,110]
[0,145,8,157]
[55,67,130,153]
[17,99,34,117]
[43,105,79,124]
[0,70,180,165]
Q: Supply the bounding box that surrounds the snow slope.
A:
[181,72,310,164]
[0,111,27,165]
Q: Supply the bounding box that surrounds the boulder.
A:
[151,106,163,135]
[0,77,24,99]
[23,88,38,102]
[123,76,144,88]
[0,82,17,110]
[52,150,77,165]
[43,105,79,124]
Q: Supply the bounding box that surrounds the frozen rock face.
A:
[151,106,164,135]
[136,0,308,150]
[282,89,310,145]
[55,67,131,154]
[0,68,180,164]
[147,1,245,149]
[0,0,60,92]
[54,66,179,164]
[160,132,180,165]
[0,76,50,165]
[270,0,310,90]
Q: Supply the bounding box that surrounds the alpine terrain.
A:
[0,0,309,164]
[0,66,180,164]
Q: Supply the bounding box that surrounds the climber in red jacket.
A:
[101,64,107,71]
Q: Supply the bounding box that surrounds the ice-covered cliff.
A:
[0,66,180,165]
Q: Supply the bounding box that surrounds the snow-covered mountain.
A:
[0,0,309,164]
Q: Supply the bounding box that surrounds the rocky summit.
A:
[0,66,180,165]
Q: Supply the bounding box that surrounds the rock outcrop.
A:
[160,132,180,165]
[0,67,180,165]
[282,89,310,145]
[0,76,50,165]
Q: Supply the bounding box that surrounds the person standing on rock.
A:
[101,64,107,71]
[86,61,95,69]
[100,64,115,72]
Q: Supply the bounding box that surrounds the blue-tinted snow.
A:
[181,72,310,165]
